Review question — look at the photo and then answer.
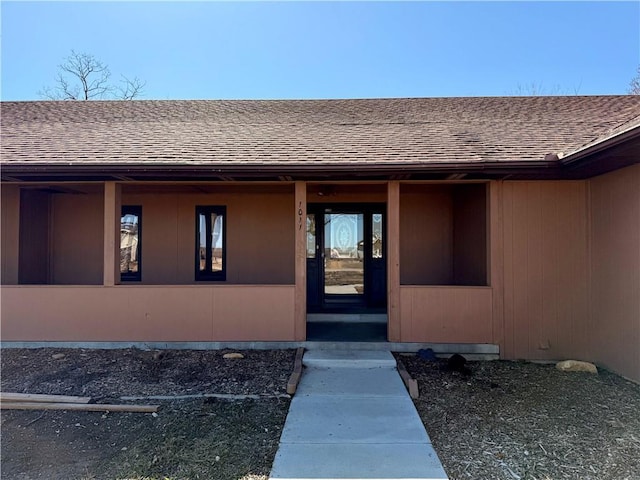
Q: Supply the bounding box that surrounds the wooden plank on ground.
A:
[286,347,305,395]
[0,402,158,413]
[0,392,91,404]
[396,359,419,399]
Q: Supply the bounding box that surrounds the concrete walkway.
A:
[269,350,449,480]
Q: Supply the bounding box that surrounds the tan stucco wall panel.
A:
[589,164,640,381]
[51,193,104,285]
[400,286,493,343]
[1,285,295,342]
[502,181,590,361]
[1,185,20,284]
[124,189,294,285]
[399,185,453,285]
[211,286,295,341]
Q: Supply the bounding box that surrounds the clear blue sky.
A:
[2,1,638,100]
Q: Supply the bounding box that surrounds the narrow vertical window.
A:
[372,213,384,259]
[196,206,226,281]
[306,214,316,258]
[120,206,141,281]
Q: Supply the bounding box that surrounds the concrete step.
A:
[307,313,388,324]
[296,365,407,397]
[302,349,397,369]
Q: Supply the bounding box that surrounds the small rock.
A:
[51,353,65,360]
[152,351,166,361]
[151,412,158,418]
[556,360,598,373]
[417,348,438,361]
[223,353,244,359]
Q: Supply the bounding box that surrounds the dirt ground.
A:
[2,348,640,480]
[399,354,640,480]
[1,348,295,480]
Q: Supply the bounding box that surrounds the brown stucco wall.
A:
[0,285,295,342]
[501,181,590,361]
[453,184,487,285]
[399,184,487,286]
[400,185,454,284]
[588,164,640,381]
[123,186,295,285]
[50,192,104,285]
[1,185,20,285]
[399,286,493,343]
[2,175,638,383]
[18,189,50,284]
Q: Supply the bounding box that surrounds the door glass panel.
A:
[306,214,316,258]
[372,213,383,259]
[324,213,364,295]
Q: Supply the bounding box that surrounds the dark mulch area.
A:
[399,354,640,480]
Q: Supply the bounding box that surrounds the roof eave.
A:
[560,124,640,178]
[0,160,562,183]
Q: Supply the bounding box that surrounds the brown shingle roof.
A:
[1,96,639,171]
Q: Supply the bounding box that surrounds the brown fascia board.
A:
[0,160,561,182]
[560,125,640,177]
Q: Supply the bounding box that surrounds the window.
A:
[120,206,141,281]
[195,206,226,281]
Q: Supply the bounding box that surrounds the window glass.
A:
[196,206,226,280]
[306,214,316,258]
[120,206,141,281]
[372,213,383,259]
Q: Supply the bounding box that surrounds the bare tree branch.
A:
[38,50,145,100]
[629,66,640,95]
[509,81,581,96]
[116,75,146,101]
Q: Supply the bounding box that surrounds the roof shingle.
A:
[1,96,639,168]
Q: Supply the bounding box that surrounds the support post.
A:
[489,181,505,357]
[387,181,401,342]
[294,182,307,341]
[103,182,121,286]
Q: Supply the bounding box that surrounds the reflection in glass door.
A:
[324,213,364,295]
[306,204,386,313]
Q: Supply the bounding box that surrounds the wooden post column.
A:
[489,180,505,357]
[103,182,122,286]
[294,181,307,341]
[387,181,401,342]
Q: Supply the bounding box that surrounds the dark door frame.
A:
[306,203,387,314]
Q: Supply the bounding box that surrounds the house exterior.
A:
[1,96,639,382]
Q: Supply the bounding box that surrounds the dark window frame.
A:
[120,205,142,282]
[195,205,226,281]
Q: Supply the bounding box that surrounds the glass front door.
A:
[307,204,386,313]
[324,213,364,295]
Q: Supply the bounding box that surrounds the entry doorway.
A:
[306,204,387,316]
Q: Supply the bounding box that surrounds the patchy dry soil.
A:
[1,348,295,480]
[3,348,639,480]
[400,355,640,480]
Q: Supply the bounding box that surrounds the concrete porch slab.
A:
[269,443,448,479]
[279,395,432,444]
[303,349,397,369]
